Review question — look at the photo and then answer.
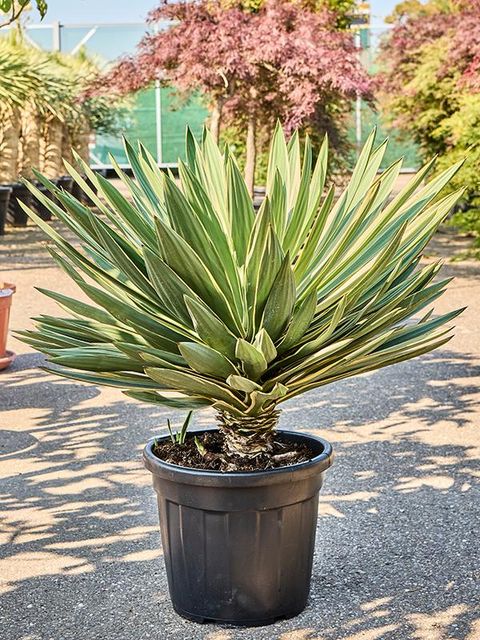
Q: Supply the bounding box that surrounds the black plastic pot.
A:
[51,175,74,213]
[71,175,87,202]
[55,175,74,193]
[143,429,333,626]
[71,174,97,207]
[33,183,53,221]
[7,183,32,227]
[0,186,12,235]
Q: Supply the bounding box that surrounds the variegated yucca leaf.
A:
[19,125,464,426]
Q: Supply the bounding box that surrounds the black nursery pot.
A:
[0,186,12,235]
[143,429,334,627]
[7,183,32,226]
[55,175,74,193]
[71,174,95,205]
[33,183,53,221]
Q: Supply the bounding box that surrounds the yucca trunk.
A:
[0,106,21,184]
[244,113,256,197]
[216,407,280,456]
[18,103,41,180]
[39,116,64,179]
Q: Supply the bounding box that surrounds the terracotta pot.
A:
[0,282,16,370]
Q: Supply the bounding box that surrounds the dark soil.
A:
[152,431,316,472]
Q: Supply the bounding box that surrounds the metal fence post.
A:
[52,20,61,51]
[152,21,163,166]
[155,80,163,166]
[355,31,362,155]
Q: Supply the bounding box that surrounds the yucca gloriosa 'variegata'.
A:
[18,125,464,457]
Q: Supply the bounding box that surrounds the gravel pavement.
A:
[1,223,479,640]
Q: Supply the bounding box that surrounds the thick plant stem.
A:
[244,113,256,198]
[210,97,223,144]
[18,103,41,179]
[216,407,280,457]
[40,115,64,179]
[0,106,21,183]
[61,124,74,167]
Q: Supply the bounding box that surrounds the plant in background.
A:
[378,0,480,246]
[94,0,372,194]
[219,0,357,28]
[51,47,128,168]
[0,0,47,27]
[19,126,463,460]
[0,34,68,183]
[0,30,125,185]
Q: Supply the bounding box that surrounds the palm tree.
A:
[0,31,125,185]
[0,40,32,183]
[0,33,69,182]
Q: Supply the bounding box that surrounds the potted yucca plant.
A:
[18,126,463,626]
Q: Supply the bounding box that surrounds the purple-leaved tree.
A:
[95,0,373,193]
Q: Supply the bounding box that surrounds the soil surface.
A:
[153,431,316,472]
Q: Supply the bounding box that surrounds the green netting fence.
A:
[13,20,419,171]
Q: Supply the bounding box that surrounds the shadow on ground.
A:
[1,346,479,640]
[0,221,79,271]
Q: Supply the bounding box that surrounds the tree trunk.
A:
[61,124,74,168]
[18,103,41,179]
[39,116,64,179]
[72,118,91,165]
[210,98,223,144]
[0,106,21,184]
[244,113,257,198]
[216,407,280,457]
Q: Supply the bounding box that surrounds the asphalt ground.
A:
[1,221,479,640]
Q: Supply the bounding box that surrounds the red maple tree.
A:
[96,0,373,192]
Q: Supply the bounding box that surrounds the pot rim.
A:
[143,428,333,487]
[9,182,31,190]
[0,282,16,295]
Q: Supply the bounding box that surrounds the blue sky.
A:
[27,0,400,25]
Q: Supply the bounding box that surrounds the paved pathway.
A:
[1,224,479,639]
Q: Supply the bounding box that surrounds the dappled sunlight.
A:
[284,350,480,515]
[318,503,345,518]
[341,626,397,640]
[44,525,158,550]
[205,632,234,640]
[466,619,480,640]
[407,604,470,640]
[360,597,393,611]
[0,323,478,638]
[271,598,478,640]
[394,474,455,492]
[0,352,173,616]
[318,491,379,518]
[0,550,94,595]
[118,548,163,563]
[354,470,377,480]
[278,630,323,640]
